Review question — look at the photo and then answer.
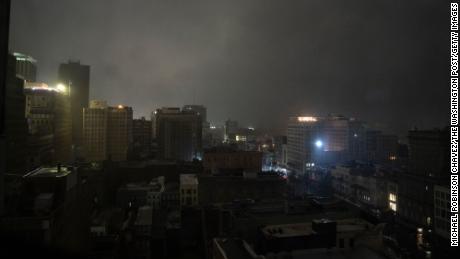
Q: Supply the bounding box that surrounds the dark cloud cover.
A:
[9,0,450,137]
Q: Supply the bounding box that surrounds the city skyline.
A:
[8,0,449,136]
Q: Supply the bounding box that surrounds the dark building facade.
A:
[58,61,90,155]
[154,107,202,161]
[4,54,29,175]
[398,129,449,237]
[13,52,37,82]
[0,0,11,216]
[133,117,152,158]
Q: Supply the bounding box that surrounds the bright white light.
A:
[315,140,323,148]
[297,116,317,122]
[353,133,358,138]
[118,105,124,109]
[248,127,255,130]
[56,83,66,93]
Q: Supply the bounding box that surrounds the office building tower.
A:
[0,0,11,215]
[286,116,321,174]
[83,101,132,162]
[347,119,367,161]
[398,129,449,233]
[13,52,37,82]
[154,107,202,161]
[24,82,72,163]
[4,54,29,175]
[107,105,133,161]
[183,104,208,127]
[58,61,90,151]
[133,117,152,158]
[83,101,108,162]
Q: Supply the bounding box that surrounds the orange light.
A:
[118,105,123,109]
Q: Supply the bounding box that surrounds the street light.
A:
[315,140,323,148]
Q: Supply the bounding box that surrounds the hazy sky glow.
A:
[9,0,450,136]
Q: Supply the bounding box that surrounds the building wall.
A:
[434,185,450,239]
[58,61,90,150]
[156,108,202,161]
[203,150,262,173]
[83,107,108,162]
[107,106,132,161]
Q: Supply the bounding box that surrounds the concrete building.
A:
[433,185,450,240]
[13,52,37,82]
[107,105,133,161]
[198,173,286,205]
[180,174,199,207]
[203,147,263,174]
[286,116,321,174]
[132,117,152,158]
[4,54,29,174]
[0,0,11,215]
[224,119,239,143]
[24,82,72,163]
[331,163,391,215]
[58,61,90,153]
[398,129,449,235]
[117,176,165,209]
[273,135,287,167]
[183,104,208,127]
[83,101,108,162]
[83,101,133,162]
[154,107,202,161]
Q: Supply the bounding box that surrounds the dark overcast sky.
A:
[9,0,450,137]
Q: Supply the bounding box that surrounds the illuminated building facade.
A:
[154,107,202,161]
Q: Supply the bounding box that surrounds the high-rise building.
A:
[398,129,449,235]
[286,116,321,174]
[83,101,133,162]
[154,107,202,161]
[4,54,29,175]
[107,105,133,161]
[133,117,152,158]
[347,119,367,161]
[0,0,11,215]
[13,52,37,82]
[83,101,108,162]
[183,104,208,127]
[58,61,90,152]
[24,82,72,163]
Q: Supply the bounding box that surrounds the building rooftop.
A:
[261,218,372,238]
[24,166,73,178]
